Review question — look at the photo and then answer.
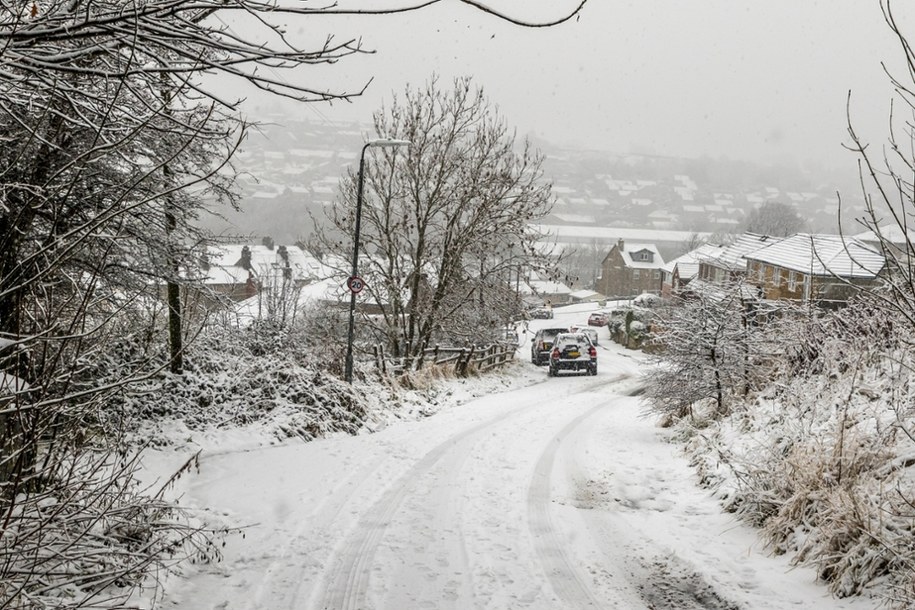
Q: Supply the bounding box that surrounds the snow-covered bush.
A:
[0,436,227,608]
[643,291,785,420]
[607,305,655,349]
[633,292,662,308]
[106,321,365,444]
[681,297,915,604]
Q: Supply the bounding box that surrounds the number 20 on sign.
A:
[347,275,365,294]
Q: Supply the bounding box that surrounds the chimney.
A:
[617,238,625,252]
[239,245,252,270]
[261,236,275,250]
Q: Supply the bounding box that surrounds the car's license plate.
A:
[568,350,580,357]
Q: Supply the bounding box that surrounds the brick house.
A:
[596,239,665,299]
[743,233,884,308]
[696,233,774,287]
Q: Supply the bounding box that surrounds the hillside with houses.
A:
[206,113,867,252]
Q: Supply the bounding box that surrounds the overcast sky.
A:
[232,1,914,170]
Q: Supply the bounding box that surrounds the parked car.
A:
[530,327,568,365]
[530,307,554,320]
[569,324,599,345]
[548,332,598,376]
[588,312,609,327]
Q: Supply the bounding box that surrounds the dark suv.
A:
[530,327,568,366]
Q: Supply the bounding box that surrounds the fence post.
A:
[459,345,476,376]
[379,344,387,376]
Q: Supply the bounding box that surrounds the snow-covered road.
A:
[151,312,877,609]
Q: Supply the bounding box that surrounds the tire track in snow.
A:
[528,401,611,608]
[319,375,625,610]
[319,407,521,610]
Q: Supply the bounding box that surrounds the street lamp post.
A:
[345,138,410,383]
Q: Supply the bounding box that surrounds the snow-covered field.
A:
[141,304,881,609]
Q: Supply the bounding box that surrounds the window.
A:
[788,270,797,291]
[633,269,641,280]
[773,269,781,287]
[757,263,765,282]
[654,270,660,279]
[638,251,652,262]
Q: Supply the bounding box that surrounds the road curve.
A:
[317,374,633,609]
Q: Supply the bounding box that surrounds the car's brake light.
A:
[551,348,560,358]
[588,346,597,358]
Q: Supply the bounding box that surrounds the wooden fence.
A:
[373,342,517,377]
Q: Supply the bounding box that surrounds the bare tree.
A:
[742,201,808,237]
[557,238,604,290]
[0,2,588,605]
[318,76,555,368]
[645,285,785,421]
[841,1,915,338]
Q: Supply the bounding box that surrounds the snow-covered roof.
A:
[662,243,725,279]
[745,234,885,278]
[620,243,665,269]
[569,289,603,300]
[703,233,775,270]
[521,279,572,296]
[203,244,324,284]
[227,277,348,327]
[196,265,250,285]
[852,225,915,245]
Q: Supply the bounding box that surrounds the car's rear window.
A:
[556,333,588,346]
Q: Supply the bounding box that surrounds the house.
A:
[696,233,775,287]
[853,225,915,258]
[595,239,665,299]
[853,225,915,286]
[174,240,325,312]
[743,233,884,308]
[521,277,572,306]
[660,243,725,298]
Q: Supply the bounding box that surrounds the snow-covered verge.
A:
[661,300,915,607]
[108,323,538,453]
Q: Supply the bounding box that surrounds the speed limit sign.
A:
[346,275,366,294]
